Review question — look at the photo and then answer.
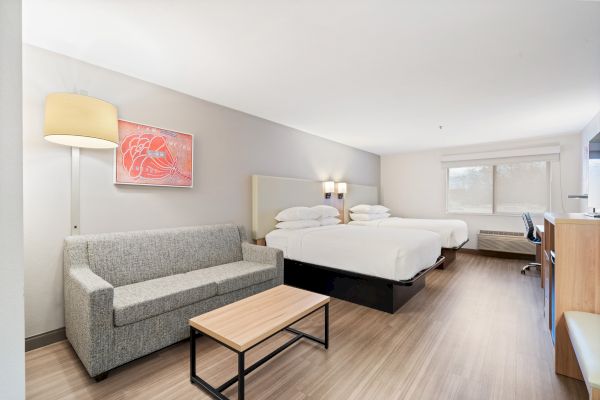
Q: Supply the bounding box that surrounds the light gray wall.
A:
[23,45,380,337]
[381,134,582,249]
[0,0,25,397]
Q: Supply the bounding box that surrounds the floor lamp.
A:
[43,93,119,235]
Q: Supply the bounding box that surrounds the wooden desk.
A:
[544,212,600,382]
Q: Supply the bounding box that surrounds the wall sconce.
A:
[323,181,335,199]
[337,182,347,199]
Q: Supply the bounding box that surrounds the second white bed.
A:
[265,224,441,281]
[348,217,468,249]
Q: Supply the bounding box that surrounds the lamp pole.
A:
[71,146,80,235]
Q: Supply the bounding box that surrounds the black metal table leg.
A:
[238,352,245,400]
[190,327,196,381]
[324,303,329,349]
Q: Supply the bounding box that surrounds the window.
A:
[447,166,493,214]
[495,161,547,213]
[446,161,549,215]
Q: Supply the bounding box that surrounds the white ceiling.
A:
[23,0,600,155]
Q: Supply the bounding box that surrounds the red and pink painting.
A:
[114,120,193,187]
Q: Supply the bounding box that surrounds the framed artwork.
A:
[114,120,193,187]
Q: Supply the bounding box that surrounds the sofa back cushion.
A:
[86,224,243,287]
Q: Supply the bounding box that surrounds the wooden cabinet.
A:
[544,213,600,381]
[537,224,552,331]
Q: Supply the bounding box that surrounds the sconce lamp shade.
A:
[336,182,347,199]
[323,181,335,198]
[44,93,119,149]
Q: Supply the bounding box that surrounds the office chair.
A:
[521,212,542,275]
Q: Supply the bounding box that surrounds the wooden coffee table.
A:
[189,285,330,400]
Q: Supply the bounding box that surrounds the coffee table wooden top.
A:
[189,285,329,352]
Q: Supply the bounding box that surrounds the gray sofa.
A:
[63,224,283,379]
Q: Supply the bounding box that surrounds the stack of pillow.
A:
[275,205,340,229]
[349,204,390,221]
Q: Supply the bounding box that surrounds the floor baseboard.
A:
[26,327,66,352]
[459,248,535,261]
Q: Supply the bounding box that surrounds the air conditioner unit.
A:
[477,230,535,255]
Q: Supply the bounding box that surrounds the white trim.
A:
[441,145,560,163]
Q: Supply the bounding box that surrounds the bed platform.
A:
[284,256,445,314]
[439,238,469,269]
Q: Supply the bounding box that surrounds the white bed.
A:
[348,217,468,249]
[265,224,441,281]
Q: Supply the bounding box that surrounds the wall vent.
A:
[478,230,535,255]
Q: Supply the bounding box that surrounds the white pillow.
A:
[349,204,390,214]
[350,213,390,221]
[275,220,321,229]
[350,204,372,213]
[371,205,390,213]
[275,206,320,222]
[311,205,340,219]
[320,217,341,226]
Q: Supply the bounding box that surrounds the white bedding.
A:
[265,225,441,281]
[348,217,468,248]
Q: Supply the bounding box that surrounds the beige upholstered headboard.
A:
[343,183,380,222]
[252,175,324,240]
[251,175,379,240]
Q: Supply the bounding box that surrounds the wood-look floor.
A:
[26,254,588,400]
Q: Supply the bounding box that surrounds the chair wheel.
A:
[521,270,526,275]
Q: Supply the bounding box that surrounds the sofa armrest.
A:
[242,241,283,265]
[70,267,114,297]
[242,242,284,283]
[69,266,114,312]
[64,266,114,377]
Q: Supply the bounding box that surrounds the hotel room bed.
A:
[348,217,468,249]
[266,224,442,281]
[252,175,445,313]
[348,217,469,268]
[265,224,444,313]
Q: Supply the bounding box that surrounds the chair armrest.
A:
[242,242,284,283]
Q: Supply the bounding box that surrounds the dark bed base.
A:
[284,256,445,314]
[438,239,469,269]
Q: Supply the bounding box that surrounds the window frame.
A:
[444,160,551,217]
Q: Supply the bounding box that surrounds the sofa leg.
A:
[94,372,109,382]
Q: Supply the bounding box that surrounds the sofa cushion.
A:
[192,261,278,295]
[565,311,600,391]
[113,272,217,327]
[87,224,243,287]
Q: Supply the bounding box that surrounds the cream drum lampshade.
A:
[44,93,119,149]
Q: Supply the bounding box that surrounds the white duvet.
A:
[265,225,441,281]
[348,217,468,248]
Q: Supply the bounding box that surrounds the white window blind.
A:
[443,146,556,215]
[495,161,548,213]
[447,166,493,214]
